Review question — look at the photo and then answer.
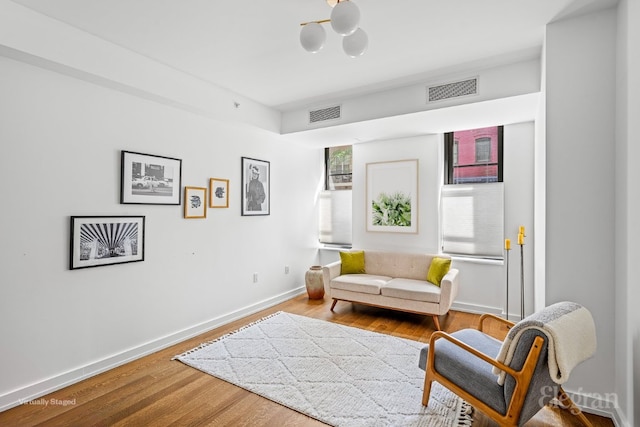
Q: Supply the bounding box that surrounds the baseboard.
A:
[450,301,501,316]
[0,287,307,413]
[451,301,526,322]
[563,388,628,427]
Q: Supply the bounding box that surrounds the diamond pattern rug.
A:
[173,311,472,426]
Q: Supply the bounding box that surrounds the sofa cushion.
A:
[381,278,441,303]
[340,251,366,274]
[330,274,390,295]
[427,257,451,286]
[363,251,432,281]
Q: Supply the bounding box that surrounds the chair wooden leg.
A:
[557,387,593,427]
[330,299,338,311]
[421,372,434,406]
[431,315,441,331]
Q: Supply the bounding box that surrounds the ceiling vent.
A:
[309,105,341,124]
[427,77,478,102]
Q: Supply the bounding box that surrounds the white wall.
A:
[0,55,321,409]
[616,0,640,425]
[545,6,616,404]
[627,0,640,422]
[352,135,441,253]
[347,123,534,317]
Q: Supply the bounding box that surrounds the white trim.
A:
[0,287,306,412]
[561,389,626,426]
[450,301,501,315]
[451,255,504,266]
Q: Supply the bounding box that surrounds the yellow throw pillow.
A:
[340,251,365,274]
[427,257,451,287]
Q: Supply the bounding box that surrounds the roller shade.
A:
[441,183,503,258]
[318,190,352,245]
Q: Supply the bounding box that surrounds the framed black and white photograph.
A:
[241,157,270,216]
[70,216,145,270]
[184,186,207,218]
[366,159,419,233]
[209,178,229,208]
[120,150,182,205]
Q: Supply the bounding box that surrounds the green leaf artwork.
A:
[371,192,412,226]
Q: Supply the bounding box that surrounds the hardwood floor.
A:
[0,294,614,426]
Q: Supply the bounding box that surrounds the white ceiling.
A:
[11,0,617,112]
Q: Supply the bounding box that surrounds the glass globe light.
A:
[330,0,360,36]
[300,22,326,53]
[343,27,368,57]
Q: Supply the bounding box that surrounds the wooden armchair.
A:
[418,310,594,426]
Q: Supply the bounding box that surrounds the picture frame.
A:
[209,178,229,208]
[241,157,270,216]
[184,186,207,218]
[120,150,182,205]
[70,216,145,270]
[366,159,419,233]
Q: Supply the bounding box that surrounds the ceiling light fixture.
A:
[300,0,368,58]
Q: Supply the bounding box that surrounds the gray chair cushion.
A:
[418,329,506,415]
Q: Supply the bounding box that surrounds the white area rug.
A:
[173,311,472,426]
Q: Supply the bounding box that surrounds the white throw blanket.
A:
[494,301,597,385]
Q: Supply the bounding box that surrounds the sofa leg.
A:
[431,315,441,331]
[330,299,338,311]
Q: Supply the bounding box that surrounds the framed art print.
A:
[241,157,270,216]
[70,216,145,270]
[184,186,207,218]
[209,178,229,208]
[120,151,182,205]
[366,159,418,233]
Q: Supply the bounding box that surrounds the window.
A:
[441,126,504,258]
[445,126,503,184]
[453,139,459,165]
[320,145,352,245]
[325,145,352,190]
[475,137,491,163]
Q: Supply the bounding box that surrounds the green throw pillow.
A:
[340,251,365,274]
[427,257,451,287]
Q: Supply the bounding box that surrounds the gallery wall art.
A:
[184,186,207,218]
[241,157,270,216]
[70,216,145,270]
[209,178,229,208]
[120,151,182,205]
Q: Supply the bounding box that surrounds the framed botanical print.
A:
[209,178,229,208]
[241,157,270,216]
[366,159,418,233]
[184,186,207,219]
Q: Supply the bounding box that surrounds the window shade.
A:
[441,183,504,258]
[319,190,352,245]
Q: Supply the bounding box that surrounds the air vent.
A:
[309,105,341,123]
[427,78,478,102]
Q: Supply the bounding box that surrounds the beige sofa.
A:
[323,250,459,330]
